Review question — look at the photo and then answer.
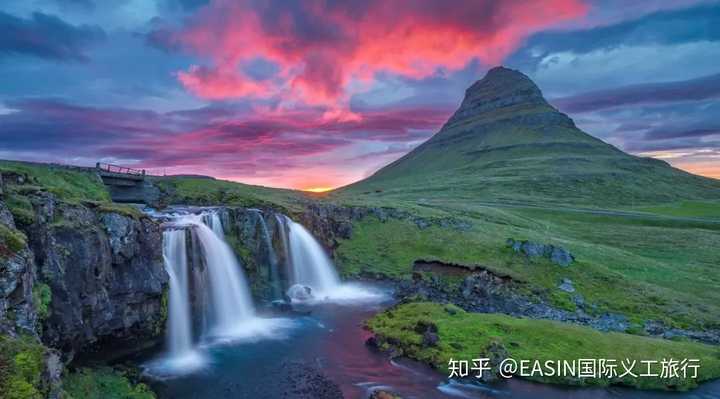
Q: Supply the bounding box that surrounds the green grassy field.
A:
[63,368,155,399]
[635,201,720,219]
[334,201,720,330]
[0,161,110,202]
[368,302,720,390]
[150,175,306,211]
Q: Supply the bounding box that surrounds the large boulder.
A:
[507,238,575,267]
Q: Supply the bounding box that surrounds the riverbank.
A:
[367,302,720,391]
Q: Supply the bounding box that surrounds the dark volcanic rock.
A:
[282,360,344,399]
[507,238,574,267]
[395,263,720,344]
[369,390,402,399]
[20,193,168,357]
[0,201,38,335]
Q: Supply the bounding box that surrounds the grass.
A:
[0,335,46,399]
[32,283,52,321]
[334,202,720,330]
[367,302,720,390]
[151,176,306,211]
[335,71,720,208]
[0,223,27,259]
[635,201,720,219]
[63,368,155,399]
[0,161,110,202]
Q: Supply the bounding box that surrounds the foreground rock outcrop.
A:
[1,172,169,350]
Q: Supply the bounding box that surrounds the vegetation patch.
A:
[32,283,52,321]
[63,368,155,399]
[0,335,47,399]
[0,161,110,202]
[635,201,720,219]
[151,176,303,212]
[0,223,27,259]
[335,203,720,331]
[367,302,720,390]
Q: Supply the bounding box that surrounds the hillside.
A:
[337,67,720,207]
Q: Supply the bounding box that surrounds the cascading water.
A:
[204,212,225,237]
[254,212,282,300]
[282,215,383,303]
[162,229,193,357]
[284,216,341,295]
[188,214,255,335]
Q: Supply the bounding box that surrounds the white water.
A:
[158,228,205,373]
[188,214,255,336]
[162,229,193,356]
[286,217,341,295]
[149,210,296,377]
[284,216,384,303]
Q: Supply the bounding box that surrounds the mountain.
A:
[338,67,720,206]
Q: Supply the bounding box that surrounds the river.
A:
[142,284,720,399]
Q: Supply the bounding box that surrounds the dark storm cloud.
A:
[0,11,105,61]
[552,73,720,113]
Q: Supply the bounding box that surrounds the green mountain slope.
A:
[337,67,720,207]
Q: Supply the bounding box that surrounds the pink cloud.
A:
[165,0,589,106]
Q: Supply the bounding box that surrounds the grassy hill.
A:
[335,67,720,208]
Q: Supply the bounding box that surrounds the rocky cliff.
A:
[1,170,168,360]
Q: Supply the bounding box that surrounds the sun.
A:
[303,187,334,193]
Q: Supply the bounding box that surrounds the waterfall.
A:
[284,217,341,295]
[204,212,225,237]
[275,214,291,286]
[255,212,282,300]
[162,229,193,357]
[188,214,255,335]
[149,208,295,376]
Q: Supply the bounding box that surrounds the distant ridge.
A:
[338,67,720,206]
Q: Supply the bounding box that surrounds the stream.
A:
[143,287,720,399]
[139,207,719,398]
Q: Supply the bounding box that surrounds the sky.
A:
[0,0,719,191]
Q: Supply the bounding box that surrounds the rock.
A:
[507,238,574,266]
[365,336,380,350]
[287,284,314,301]
[21,195,167,356]
[422,330,439,347]
[282,360,344,399]
[549,246,574,267]
[479,341,510,383]
[0,202,38,335]
[44,349,64,399]
[520,241,546,257]
[369,390,402,399]
[558,278,575,293]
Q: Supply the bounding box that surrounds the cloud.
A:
[153,0,587,105]
[0,11,105,62]
[552,73,720,113]
[510,3,720,71]
[0,98,450,188]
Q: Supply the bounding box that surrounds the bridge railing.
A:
[96,162,146,176]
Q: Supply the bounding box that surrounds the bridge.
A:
[96,163,160,205]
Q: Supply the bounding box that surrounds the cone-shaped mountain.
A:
[339,67,720,206]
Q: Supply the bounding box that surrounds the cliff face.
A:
[0,171,168,359]
[28,197,167,355]
[0,201,37,335]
